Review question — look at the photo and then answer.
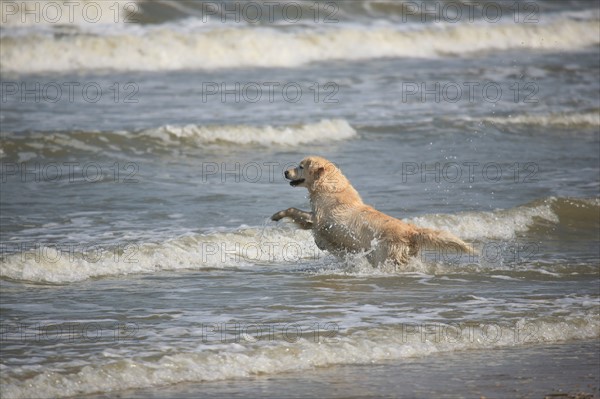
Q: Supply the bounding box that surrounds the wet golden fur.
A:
[271,156,475,266]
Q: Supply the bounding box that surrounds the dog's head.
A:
[284,156,347,193]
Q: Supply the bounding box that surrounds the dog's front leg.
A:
[271,208,314,230]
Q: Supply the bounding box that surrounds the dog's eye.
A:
[298,165,304,170]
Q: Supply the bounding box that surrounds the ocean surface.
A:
[1,1,599,398]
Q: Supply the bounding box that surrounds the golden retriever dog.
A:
[271,156,475,266]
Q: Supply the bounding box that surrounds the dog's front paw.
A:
[271,210,287,222]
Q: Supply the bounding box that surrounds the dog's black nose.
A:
[284,170,290,178]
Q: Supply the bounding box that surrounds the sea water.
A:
[1,1,599,398]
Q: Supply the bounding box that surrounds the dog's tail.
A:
[414,227,477,256]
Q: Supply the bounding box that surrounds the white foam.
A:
[140,119,356,146]
[484,111,600,127]
[1,17,598,73]
[0,119,356,159]
[1,198,575,283]
[490,274,519,281]
[410,198,559,240]
[0,227,322,283]
[2,316,598,399]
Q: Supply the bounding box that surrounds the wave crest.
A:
[484,111,600,127]
[0,119,356,160]
[2,316,598,399]
[140,118,356,146]
[2,197,597,284]
[2,18,598,73]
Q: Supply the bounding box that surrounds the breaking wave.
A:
[2,314,598,399]
[1,17,598,74]
[483,111,600,128]
[0,119,356,161]
[2,197,597,284]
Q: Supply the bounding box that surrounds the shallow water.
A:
[1,1,599,397]
[83,340,600,399]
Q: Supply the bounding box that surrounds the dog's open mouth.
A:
[289,178,305,187]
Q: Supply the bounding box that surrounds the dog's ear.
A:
[313,162,348,193]
[314,166,325,180]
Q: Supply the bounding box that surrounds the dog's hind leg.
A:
[271,208,314,229]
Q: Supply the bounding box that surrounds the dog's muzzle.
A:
[284,170,305,187]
